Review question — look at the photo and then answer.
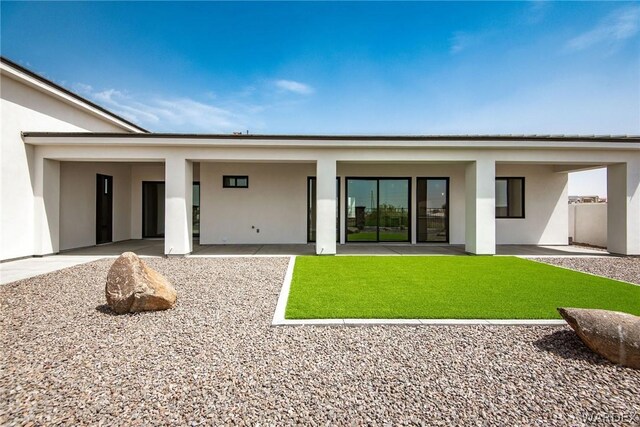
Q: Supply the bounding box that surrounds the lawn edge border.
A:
[272,255,296,325]
[275,319,566,326]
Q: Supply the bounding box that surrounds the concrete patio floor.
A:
[1,239,610,285]
[58,239,611,257]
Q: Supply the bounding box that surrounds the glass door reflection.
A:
[346,179,378,241]
[378,179,409,242]
[417,178,449,242]
[346,178,410,242]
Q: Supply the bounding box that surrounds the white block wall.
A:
[569,203,607,247]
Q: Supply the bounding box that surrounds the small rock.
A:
[105,252,177,314]
[558,307,640,369]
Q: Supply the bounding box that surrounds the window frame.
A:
[223,175,249,189]
[495,177,525,219]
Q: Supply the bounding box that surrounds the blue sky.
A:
[2,1,639,195]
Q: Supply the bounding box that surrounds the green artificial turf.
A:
[285,256,640,319]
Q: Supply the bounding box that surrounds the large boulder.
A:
[105,252,177,314]
[558,307,640,369]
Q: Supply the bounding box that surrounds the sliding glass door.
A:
[346,178,410,242]
[417,178,449,242]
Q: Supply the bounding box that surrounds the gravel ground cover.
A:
[1,257,639,426]
[531,256,640,285]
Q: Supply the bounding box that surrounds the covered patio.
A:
[22,133,640,260]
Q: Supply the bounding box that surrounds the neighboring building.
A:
[2,56,639,260]
[569,195,606,204]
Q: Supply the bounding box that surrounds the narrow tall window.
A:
[417,178,449,242]
[495,177,524,218]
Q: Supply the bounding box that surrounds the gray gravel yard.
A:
[532,256,640,285]
[1,257,639,426]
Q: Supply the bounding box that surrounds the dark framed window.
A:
[495,177,525,218]
[223,175,248,188]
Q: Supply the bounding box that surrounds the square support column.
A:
[164,155,193,256]
[607,161,640,255]
[33,157,60,256]
[316,157,337,255]
[465,159,496,254]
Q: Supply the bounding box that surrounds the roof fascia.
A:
[21,134,640,150]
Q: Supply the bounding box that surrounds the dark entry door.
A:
[96,174,113,244]
[142,181,165,238]
[417,178,449,243]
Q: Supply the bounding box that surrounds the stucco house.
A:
[1,56,639,261]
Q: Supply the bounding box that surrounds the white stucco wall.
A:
[59,162,132,250]
[0,74,128,260]
[569,203,607,247]
[200,162,315,244]
[198,162,468,245]
[496,164,568,245]
[197,162,568,246]
[607,161,640,255]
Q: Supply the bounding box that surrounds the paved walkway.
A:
[1,240,609,285]
[1,240,164,285]
[0,256,104,285]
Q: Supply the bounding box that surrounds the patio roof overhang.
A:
[21,132,640,150]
